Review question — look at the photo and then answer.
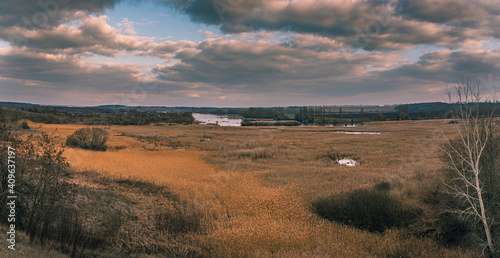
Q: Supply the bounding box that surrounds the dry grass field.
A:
[24,120,478,257]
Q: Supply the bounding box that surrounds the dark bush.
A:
[373,181,392,192]
[313,188,418,233]
[66,127,108,151]
[435,212,469,246]
[19,120,30,129]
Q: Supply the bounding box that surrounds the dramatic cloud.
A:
[0,0,123,27]
[153,38,401,87]
[1,0,500,106]
[163,0,500,50]
[386,49,500,83]
[0,47,147,90]
[0,14,155,56]
[287,33,343,51]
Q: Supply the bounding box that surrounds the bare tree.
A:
[443,78,498,257]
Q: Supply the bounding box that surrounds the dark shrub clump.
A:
[66,127,108,151]
[19,120,30,129]
[313,188,418,233]
[373,181,392,192]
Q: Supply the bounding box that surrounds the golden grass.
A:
[64,149,219,200]
[30,120,477,257]
[29,122,145,149]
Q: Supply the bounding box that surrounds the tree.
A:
[398,104,409,120]
[442,79,498,257]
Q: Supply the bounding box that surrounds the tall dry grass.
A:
[29,119,478,257]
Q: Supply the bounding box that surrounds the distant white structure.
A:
[192,113,242,127]
[337,158,357,167]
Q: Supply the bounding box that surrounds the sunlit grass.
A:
[30,119,478,257]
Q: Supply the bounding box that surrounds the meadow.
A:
[3,120,480,257]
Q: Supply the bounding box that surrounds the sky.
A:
[1,0,500,107]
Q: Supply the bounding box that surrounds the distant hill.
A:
[396,102,451,113]
[2,101,499,117]
[0,102,41,109]
[95,105,128,109]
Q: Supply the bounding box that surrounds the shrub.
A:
[435,212,470,246]
[66,128,108,151]
[19,120,30,129]
[0,133,86,254]
[0,110,12,141]
[313,188,418,233]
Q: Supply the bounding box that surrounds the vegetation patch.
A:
[66,127,108,151]
[322,148,359,162]
[313,186,419,233]
[231,148,275,160]
[18,120,30,129]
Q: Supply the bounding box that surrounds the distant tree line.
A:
[108,109,194,125]
[0,107,195,125]
[242,107,287,120]
[294,106,369,125]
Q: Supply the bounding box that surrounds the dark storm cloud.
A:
[161,0,500,50]
[149,39,500,98]
[2,0,499,52]
[152,38,402,93]
[0,48,145,90]
[164,0,387,34]
[0,0,124,28]
[386,49,500,83]
[398,0,500,24]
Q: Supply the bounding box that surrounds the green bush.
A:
[313,188,418,233]
[66,128,108,151]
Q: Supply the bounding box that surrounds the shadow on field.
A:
[312,182,421,233]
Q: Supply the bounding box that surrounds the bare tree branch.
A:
[443,78,497,257]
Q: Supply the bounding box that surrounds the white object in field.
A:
[337,158,357,167]
[334,131,381,135]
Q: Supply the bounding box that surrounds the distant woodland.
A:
[1,101,500,126]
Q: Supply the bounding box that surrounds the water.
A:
[324,124,359,127]
[333,131,381,135]
[192,113,242,127]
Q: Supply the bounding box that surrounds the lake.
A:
[192,113,242,127]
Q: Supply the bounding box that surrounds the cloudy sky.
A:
[1,0,500,107]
